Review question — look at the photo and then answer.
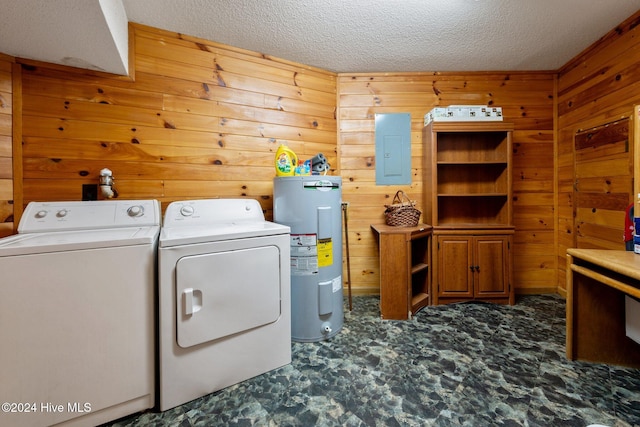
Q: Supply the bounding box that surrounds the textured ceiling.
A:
[0,0,639,75]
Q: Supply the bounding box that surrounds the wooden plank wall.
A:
[574,120,632,249]
[0,53,13,237]
[12,14,638,296]
[18,23,337,220]
[556,11,640,295]
[337,73,556,295]
[13,23,558,297]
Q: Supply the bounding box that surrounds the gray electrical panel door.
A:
[375,113,411,185]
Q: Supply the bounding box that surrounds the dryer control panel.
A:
[19,200,161,233]
[163,199,265,228]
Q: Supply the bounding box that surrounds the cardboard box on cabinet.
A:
[424,105,503,125]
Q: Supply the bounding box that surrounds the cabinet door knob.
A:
[475,265,480,272]
[470,266,475,272]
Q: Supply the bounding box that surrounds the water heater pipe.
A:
[99,168,118,199]
[322,323,332,335]
[342,202,352,311]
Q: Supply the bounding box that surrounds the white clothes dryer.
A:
[158,198,291,411]
[0,200,160,427]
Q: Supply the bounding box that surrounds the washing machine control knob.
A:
[35,210,48,219]
[180,205,195,217]
[127,205,145,217]
[56,209,69,218]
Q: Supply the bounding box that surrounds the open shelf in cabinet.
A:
[437,194,509,225]
[410,234,430,313]
[436,131,509,163]
[437,163,509,194]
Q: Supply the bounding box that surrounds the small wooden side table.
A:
[371,223,432,320]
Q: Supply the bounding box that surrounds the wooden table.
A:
[566,249,640,368]
[371,223,432,320]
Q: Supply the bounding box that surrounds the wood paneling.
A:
[19,23,337,216]
[337,72,556,295]
[8,10,640,297]
[0,54,14,237]
[556,11,640,295]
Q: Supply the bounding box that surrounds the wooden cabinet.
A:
[434,231,513,305]
[371,224,432,320]
[423,121,515,305]
[423,121,513,227]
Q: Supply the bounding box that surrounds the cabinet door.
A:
[437,236,473,298]
[474,236,510,297]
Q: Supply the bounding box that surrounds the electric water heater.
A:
[273,176,343,342]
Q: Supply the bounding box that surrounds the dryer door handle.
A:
[183,288,202,316]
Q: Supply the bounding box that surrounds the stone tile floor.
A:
[105,295,640,426]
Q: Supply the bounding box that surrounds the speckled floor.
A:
[104,295,640,427]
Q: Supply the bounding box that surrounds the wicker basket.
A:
[384,190,421,227]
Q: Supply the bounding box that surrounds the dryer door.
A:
[175,245,281,348]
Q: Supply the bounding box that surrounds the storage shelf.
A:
[411,293,429,312]
[437,161,508,165]
[436,163,508,196]
[371,223,432,320]
[423,121,514,306]
[435,223,515,230]
[411,262,429,275]
[437,193,509,197]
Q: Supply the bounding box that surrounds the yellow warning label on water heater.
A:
[317,239,333,267]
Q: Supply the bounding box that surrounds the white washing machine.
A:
[158,198,291,411]
[0,200,160,427]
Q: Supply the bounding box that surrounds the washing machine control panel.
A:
[19,200,161,233]
[127,205,145,217]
